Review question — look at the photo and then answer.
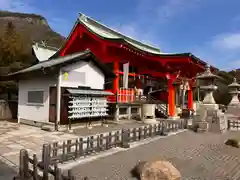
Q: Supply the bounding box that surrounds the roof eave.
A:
[189,53,219,72]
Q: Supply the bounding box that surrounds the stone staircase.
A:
[148,95,169,118]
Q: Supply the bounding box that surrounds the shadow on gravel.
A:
[0,158,17,180]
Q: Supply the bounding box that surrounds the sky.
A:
[1,0,240,71]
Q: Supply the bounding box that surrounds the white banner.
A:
[123,62,129,88]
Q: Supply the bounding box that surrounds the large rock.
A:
[132,161,181,180]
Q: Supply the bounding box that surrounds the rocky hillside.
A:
[0,10,65,48]
[0,11,65,90]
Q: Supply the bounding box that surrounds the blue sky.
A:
[1,0,240,71]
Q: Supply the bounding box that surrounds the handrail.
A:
[147,94,168,117]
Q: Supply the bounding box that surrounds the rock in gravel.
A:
[225,139,240,148]
[132,160,181,180]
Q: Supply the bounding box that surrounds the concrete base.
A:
[168,116,181,120]
[142,118,158,124]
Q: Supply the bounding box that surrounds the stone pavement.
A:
[71,130,240,180]
[0,120,153,167]
[0,121,78,169]
[0,120,156,179]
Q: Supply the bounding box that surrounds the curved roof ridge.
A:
[78,13,161,53]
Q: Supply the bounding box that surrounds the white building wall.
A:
[18,60,106,124]
[18,77,56,123]
[60,60,105,89]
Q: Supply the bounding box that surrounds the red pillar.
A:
[137,76,142,89]
[166,72,180,117]
[113,61,119,94]
[188,80,194,110]
[168,79,175,117]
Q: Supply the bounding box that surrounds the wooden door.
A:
[49,87,57,123]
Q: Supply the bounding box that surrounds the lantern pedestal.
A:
[193,65,227,133]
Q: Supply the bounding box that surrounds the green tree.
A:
[0,21,31,74]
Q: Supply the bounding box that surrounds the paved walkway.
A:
[0,121,78,168]
[71,131,240,180]
[0,120,150,167]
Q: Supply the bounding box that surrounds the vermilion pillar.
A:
[137,76,142,89]
[188,80,194,110]
[168,79,175,117]
[166,72,180,117]
[188,88,193,110]
[113,61,119,94]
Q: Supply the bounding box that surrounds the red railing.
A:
[117,88,135,103]
[105,88,135,103]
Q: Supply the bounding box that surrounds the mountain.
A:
[0,10,65,49]
[0,11,65,90]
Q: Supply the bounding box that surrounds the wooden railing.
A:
[228,119,240,130]
[14,120,186,180]
[41,120,185,164]
[15,149,80,180]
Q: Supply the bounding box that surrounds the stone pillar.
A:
[127,106,131,120]
[114,104,120,121]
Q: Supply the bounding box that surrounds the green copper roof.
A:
[78,13,162,55]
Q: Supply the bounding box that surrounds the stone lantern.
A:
[197,64,218,109]
[193,64,227,133]
[228,77,240,106]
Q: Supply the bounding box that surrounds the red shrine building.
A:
[54,13,217,117]
[6,13,218,127]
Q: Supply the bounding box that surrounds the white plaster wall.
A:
[18,77,56,123]
[60,60,105,89]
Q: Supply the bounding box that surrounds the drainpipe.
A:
[56,69,62,131]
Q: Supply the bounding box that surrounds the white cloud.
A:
[107,0,203,52]
[211,33,240,50]
[136,0,203,23]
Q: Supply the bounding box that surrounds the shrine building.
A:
[3,13,218,129]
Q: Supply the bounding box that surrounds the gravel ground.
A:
[72,120,149,136]
[71,131,240,180]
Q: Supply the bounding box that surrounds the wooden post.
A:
[19,149,29,179]
[121,129,130,148]
[54,164,62,180]
[32,154,39,180]
[56,69,62,131]
[42,144,51,180]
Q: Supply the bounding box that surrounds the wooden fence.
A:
[15,149,81,180]
[44,120,185,164]
[14,119,185,180]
